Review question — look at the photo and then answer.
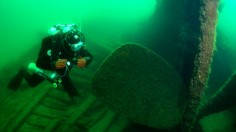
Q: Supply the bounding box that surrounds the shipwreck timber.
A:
[182,0,220,131]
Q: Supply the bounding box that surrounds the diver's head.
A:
[64,29,85,53]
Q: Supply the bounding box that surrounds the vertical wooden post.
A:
[182,0,219,131]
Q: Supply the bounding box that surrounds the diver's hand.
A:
[77,57,86,68]
[55,59,67,69]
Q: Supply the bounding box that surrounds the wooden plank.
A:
[58,95,96,131]
[46,88,70,104]
[42,96,68,111]
[89,110,117,132]
[105,114,130,132]
[1,84,51,131]
[26,114,51,128]
[18,123,43,132]
[33,105,66,119]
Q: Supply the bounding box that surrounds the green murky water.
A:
[0,0,236,131]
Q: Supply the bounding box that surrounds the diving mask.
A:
[69,41,84,52]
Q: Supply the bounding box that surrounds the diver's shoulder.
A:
[42,35,54,42]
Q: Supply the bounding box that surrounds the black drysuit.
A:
[10,34,92,98]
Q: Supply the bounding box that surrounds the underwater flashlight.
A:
[66,61,71,66]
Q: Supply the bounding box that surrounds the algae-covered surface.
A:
[92,44,186,129]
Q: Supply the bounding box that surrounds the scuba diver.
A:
[7,24,92,101]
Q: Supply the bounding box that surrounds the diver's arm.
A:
[36,36,56,70]
[79,46,93,66]
[72,46,92,68]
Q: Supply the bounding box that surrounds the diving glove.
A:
[55,59,67,69]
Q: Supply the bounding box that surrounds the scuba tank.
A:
[48,24,80,35]
[28,63,62,88]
